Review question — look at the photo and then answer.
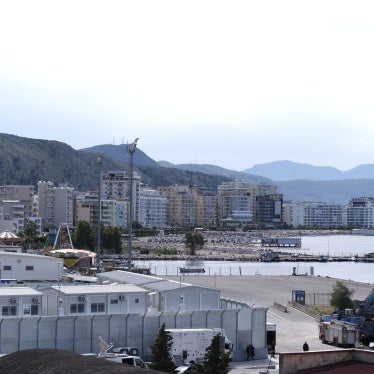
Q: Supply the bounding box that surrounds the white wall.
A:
[0,253,63,281]
[0,307,267,361]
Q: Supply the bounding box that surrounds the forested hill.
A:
[0,133,230,190]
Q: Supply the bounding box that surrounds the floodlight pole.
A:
[127,138,139,271]
[96,154,104,273]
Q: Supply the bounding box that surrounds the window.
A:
[135,298,139,304]
[3,265,11,271]
[23,305,39,316]
[70,303,85,314]
[110,299,119,305]
[90,303,105,313]
[2,306,17,316]
[25,266,34,271]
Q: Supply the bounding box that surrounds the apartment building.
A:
[304,202,344,228]
[37,181,74,227]
[0,186,40,234]
[75,193,128,229]
[217,182,253,224]
[139,189,168,228]
[0,200,25,233]
[346,197,374,228]
[193,187,217,228]
[256,194,283,227]
[101,171,141,223]
[217,182,278,225]
[283,201,344,228]
[158,185,195,227]
[282,201,306,227]
[0,185,35,218]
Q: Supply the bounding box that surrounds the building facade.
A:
[101,171,141,223]
[139,189,168,228]
[38,182,74,227]
[283,201,344,228]
[256,194,283,227]
[159,185,196,228]
[217,182,278,225]
[346,197,374,228]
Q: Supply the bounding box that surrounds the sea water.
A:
[134,235,374,284]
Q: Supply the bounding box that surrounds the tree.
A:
[330,281,354,311]
[185,231,204,255]
[21,221,38,249]
[73,221,95,251]
[193,333,231,374]
[150,323,176,373]
[101,226,122,253]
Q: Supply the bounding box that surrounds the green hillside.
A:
[0,133,230,190]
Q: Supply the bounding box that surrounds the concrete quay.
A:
[165,274,374,373]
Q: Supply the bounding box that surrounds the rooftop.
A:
[0,287,43,296]
[50,284,147,295]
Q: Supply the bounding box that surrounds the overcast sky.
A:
[1,1,373,172]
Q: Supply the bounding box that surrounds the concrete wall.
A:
[279,349,374,374]
[0,307,268,361]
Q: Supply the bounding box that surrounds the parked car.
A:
[175,366,193,374]
[105,355,149,368]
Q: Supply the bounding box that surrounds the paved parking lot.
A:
[165,274,373,373]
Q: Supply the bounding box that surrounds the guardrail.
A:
[288,301,321,320]
[273,302,288,313]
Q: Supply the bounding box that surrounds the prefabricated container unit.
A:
[166,328,230,365]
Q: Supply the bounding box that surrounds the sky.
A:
[1,1,374,172]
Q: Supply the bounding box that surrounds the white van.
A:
[105,355,149,369]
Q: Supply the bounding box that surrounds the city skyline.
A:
[1,1,374,172]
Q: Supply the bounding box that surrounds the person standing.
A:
[246,344,255,360]
[270,341,275,357]
[303,342,309,351]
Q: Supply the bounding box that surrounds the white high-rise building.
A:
[346,197,374,228]
[283,201,343,228]
[101,171,141,223]
[37,182,74,227]
[139,189,168,228]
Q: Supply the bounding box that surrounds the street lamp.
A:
[96,153,104,273]
[127,138,139,271]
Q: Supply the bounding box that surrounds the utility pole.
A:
[96,153,104,273]
[127,138,139,271]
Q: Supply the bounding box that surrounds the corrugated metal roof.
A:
[0,287,43,296]
[50,284,147,295]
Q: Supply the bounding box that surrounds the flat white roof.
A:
[97,270,164,285]
[0,287,43,296]
[0,252,63,262]
[50,284,147,295]
[97,270,218,293]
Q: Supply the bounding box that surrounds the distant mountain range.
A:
[242,160,374,181]
[1,133,374,204]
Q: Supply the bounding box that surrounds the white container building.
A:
[0,287,44,318]
[45,284,148,316]
[0,252,63,281]
[96,270,220,312]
